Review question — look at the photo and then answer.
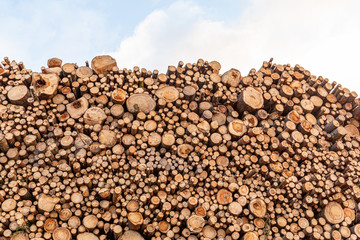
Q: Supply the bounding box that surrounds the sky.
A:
[1,0,360,93]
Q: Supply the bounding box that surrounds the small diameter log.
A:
[91,55,118,74]
[31,73,59,99]
[126,93,156,113]
[111,89,128,104]
[237,87,264,112]
[221,68,241,87]
[7,85,30,105]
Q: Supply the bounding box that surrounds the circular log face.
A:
[1,198,16,212]
[243,232,258,240]
[83,107,107,125]
[238,87,264,112]
[119,230,144,240]
[52,227,71,240]
[324,202,344,224]
[249,198,267,218]
[187,215,205,233]
[126,93,156,113]
[216,189,233,205]
[91,55,117,74]
[10,232,29,240]
[7,85,29,105]
[228,119,247,138]
[77,232,99,240]
[221,68,241,87]
[155,86,179,102]
[111,89,128,104]
[76,66,93,78]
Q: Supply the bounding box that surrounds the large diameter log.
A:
[76,66,93,78]
[209,60,221,73]
[77,232,99,240]
[241,232,258,240]
[119,230,144,240]
[83,107,107,125]
[38,194,60,212]
[52,227,71,240]
[47,57,62,67]
[155,85,179,103]
[128,212,143,230]
[66,97,88,119]
[91,55,117,74]
[44,218,58,232]
[1,198,16,212]
[237,87,264,112]
[99,130,117,147]
[216,189,233,205]
[221,68,241,87]
[202,225,217,239]
[126,93,156,113]
[324,202,344,224]
[177,144,194,159]
[31,73,59,99]
[7,85,30,105]
[228,119,247,138]
[249,198,267,218]
[83,215,98,230]
[187,215,205,233]
[11,232,29,240]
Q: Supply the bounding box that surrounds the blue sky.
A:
[1,0,360,93]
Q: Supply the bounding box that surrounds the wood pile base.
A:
[1,56,360,240]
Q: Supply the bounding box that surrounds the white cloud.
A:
[109,0,360,93]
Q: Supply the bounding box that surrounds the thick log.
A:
[91,55,117,74]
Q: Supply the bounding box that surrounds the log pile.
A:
[1,55,360,240]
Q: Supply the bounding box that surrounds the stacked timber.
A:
[0,55,360,240]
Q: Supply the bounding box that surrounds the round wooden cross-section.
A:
[216,189,233,205]
[52,227,71,240]
[249,198,267,218]
[324,202,344,224]
[238,87,264,112]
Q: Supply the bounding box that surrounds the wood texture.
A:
[0,56,360,240]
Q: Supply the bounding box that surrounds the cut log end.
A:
[238,87,264,112]
[91,55,117,74]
